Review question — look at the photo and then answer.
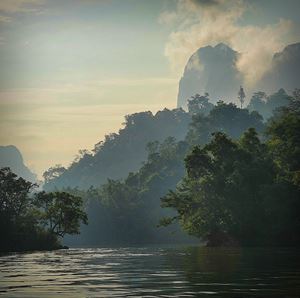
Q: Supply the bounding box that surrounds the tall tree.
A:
[238,86,246,108]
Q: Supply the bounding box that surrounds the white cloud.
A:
[234,19,292,87]
[0,0,44,13]
[158,11,177,25]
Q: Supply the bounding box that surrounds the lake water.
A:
[0,246,299,297]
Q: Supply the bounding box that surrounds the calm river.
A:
[0,246,299,297]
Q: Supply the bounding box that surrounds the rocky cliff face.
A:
[259,42,300,94]
[178,42,300,109]
[177,43,242,109]
[0,145,36,182]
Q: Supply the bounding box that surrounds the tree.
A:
[0,167,36,219]
[266,89,300,191]
[238,86,246,108]
[161,129,276,246]
[187,93,214,115]
[267,88,291,113]
[43,165,66,184]
[247,91,267,116]
[44,108,191,190]
[0,169,49,250]
[35,191,88,237]
[186,100,264,145]
[247,89,291,120]
[0,167,89,252]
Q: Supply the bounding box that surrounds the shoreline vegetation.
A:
[1,88,300,252]
[160,91,300,247]
[0,168,87,253]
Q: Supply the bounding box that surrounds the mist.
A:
[0,1,300,297]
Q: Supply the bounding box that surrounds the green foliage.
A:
[188,93,214,115]
[267,90,300,178]
[162,130,272,244]
[0,167,36,219]
[43,164,66,184]
[44,108,191,190]
[83,137,191,244]
[0,167,87,252]
[186,100,264,146]
[40,90,298,247]
[247,92,267,116]
[34,191,88,237]
[247,88,291,120]
[161,93,300,246]
[75,101,266,245]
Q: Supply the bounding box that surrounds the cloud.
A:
[235,19,292,87]
[0,0,44,13]
[158,11,177,25]
[0,15,11,22]
[0,1,43,45]
[160,0,299,88]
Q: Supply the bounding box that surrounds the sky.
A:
[0,0,299,178]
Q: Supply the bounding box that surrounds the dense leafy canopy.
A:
[45,90,288,192]
[161,92,300,246]
[1,87,297,250]
[186,100,264,146]
[44,108,191,190]
[63,137,193,245]
[35,191,88,237]
[187,93,214,115]
[0,168,87,252]
[31,89,296,247]
[247,88,291,120]
[61,93,280,246]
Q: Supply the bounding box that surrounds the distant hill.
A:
[45,42,300,190]
[177,43,242,109]
[44,108,191,190]
[247,88,292,120]
[259,42,300,94]
[58,99,266,246]
[178,42,300,109]
[0,145,36,182]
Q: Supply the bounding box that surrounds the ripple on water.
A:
[0,247,300,297]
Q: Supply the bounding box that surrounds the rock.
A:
[177,43,242,109]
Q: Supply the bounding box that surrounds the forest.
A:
[1,88,299,251]
[48,88,299,247]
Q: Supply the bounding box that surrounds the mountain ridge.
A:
[0,145,37,182]
[177,42,300,109]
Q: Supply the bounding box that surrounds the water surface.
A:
[0,246,299,297]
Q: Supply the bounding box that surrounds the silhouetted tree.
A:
[43,165,66,184]
[188,93,214,115]
[35,191,88,237]
[238,86,246,108]
[0,167,87,252]
[161,92,300,246]
[247,89,291,119]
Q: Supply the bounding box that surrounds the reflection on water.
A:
[0,246,300,297]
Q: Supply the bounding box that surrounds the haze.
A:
[0,0,299,177]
